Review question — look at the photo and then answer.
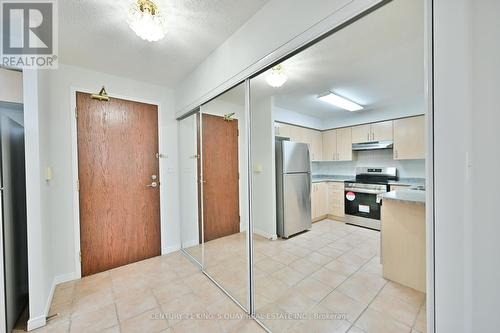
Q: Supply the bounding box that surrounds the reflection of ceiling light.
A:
[129,0,168,42]
[266,65,288,88]
[317,92,364,111]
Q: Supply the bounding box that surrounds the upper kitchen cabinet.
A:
[322,128,352,161]
[393,115,425,160]
[322,130,337,161]
[351,124,371,143]
[336,127,352,161]
[310,130,323,161]
[352,121,393,143]
[372,121,393,141]
[275,123,294,138]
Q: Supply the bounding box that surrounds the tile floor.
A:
[17,219,426,333]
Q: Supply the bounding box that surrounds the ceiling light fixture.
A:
[128,0,167,42]
[317,92,364,111]
[266,64,288,88]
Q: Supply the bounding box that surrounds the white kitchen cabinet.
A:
[371,120,393,141]
[352,121,393,143]
[390,184,411,191]
[322,130,337,161]
[310,130,323,161]
[328,182,345,218]
[312,182,328,221]
[336,128,352,161]
[351,124,371,143]
[393,116,425,160]
[276,123,293,138]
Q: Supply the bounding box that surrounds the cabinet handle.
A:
[395,150,398,158]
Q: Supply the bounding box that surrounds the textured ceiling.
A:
[58,0,269,88]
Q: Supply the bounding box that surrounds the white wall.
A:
[0,69,23,104]
[313,150,425,179]
[41,64,179,283]
[178,115,199,248]
[174,0,382,116]
[200,94,248,233]
[273,106,324,130]
[433,0,500,332]
[251,97,276,238]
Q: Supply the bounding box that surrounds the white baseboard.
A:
[28,272,80,331]
[162,243,181,255]
[182,239,200,248]
[253,228,278,240]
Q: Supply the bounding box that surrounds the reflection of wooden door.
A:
[76,92,161,277]
[201,114,240,242]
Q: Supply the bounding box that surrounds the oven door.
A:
[345,190,382,220]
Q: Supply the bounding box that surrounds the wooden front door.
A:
[76,92,161,276]
[201,114,240,242]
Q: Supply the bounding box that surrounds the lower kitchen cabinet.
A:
[312,182,345,222]
[311,182,328,221]
[328,182,345,218]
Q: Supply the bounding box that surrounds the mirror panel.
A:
[179,112,203,264]
[201,83,249,309]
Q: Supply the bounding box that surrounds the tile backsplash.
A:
[312,149,425,178]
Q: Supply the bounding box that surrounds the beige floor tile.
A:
[160,292,207,326]
[101,326,121,333]
[288,257,322,275]
[290,317,352,333]
[369,291,420,327]
[413,304,427,333]
[255,258,287,274]
[336,252,371,267]
[71,288,115,317]
[120,308,169,333]
[271,266,306,287]
[319,291,366,323]
[355,308,412,333]
[380,282,425,306]
[284,245,313,258]
[229,319,266,333]
[151,281,192,304]
[337,274,386,305]
[256,303,300,333]
[305,251,334,265]
[115,289,158,321]
[294,276,334,302]
[316,245,345,259]
[311,267,349,288]
[171,318,222,333]
[206,296,247,332]
[348,326,367,333]
[272,251,301,265]
[70,303,118,333]
[324,260,360,276]
[274,291,316,314]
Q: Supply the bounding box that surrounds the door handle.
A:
[146,181,159,188]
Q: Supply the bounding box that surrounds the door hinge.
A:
[237,129,239,136]
[76,179,80,191]
[79,251,82,263]
[75,106,78,119]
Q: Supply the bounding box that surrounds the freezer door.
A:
[282,141,311,174]
[282,173,312,238]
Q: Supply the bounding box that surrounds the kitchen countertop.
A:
[312,174,426,187]
[378,189,426,205]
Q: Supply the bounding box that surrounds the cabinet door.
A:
[311,184,317,219]
[311,130,323,161]
[351,124,371,143]
[337,127,353,161]
[394,116,425,160]
[390,185,411,191]
[317,183,328,217]
[277,123,293,138]
[328,182,345,218]
[322,130,337,161]
[371,120,393,141]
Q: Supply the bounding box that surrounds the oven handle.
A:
[345,188,387,195]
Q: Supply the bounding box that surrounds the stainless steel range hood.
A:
[352,140,393,151]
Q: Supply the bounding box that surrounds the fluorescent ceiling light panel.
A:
[317,92,364,111]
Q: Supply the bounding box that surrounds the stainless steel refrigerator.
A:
[276,139,312,238]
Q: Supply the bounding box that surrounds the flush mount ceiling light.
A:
[266,64,288,88]
[128,0,168,42]
[317,92,364,111]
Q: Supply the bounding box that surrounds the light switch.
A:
[253,164,263,173]
[45,167,52,181]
